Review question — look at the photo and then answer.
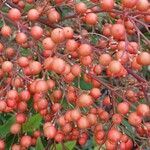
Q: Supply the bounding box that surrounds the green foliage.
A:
[121,119,147,144]
[141,66,150,80]
[20,48,32,56]
[23,114,42,133]
[90,35,99,44]
[121,119,135,139]
[35,138,44,150]
[56,141,76,150]
[1,6,9,12]
[5,134,18,150]
[144,32,150,40]
[24,4,33,12]
[73,77,92,90]
[0,19,4,28]
[0,115,15,138]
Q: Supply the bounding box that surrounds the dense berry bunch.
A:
[0,0,150,149]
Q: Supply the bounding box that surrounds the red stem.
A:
[125,68,146,83]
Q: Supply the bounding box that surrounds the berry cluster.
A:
[0,0,150,149]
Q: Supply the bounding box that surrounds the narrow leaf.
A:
[56,141,76,150]
[121,119,135,139]
[35,138,44,150]
[73,77,92,90]
[0,115,15,138]
[23,114,42,133]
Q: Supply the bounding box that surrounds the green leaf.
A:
[5,134,18,150]
[90,35,99,44]
[73,77,92,90]
[24,4,33,12]
[23,114,42,133]
[121,119,135,139]
[144,32,150,40]
[139,99,147,104]
[65,141,76,150]
[0,20,4,28]
[56,141,76,150]
[0,115,15,138]
[1,6,9,12]
[122,119,133,132]
[117,97,123,103]
[35,138,44,150]
[20,48,31,56]
[80,78,92,90]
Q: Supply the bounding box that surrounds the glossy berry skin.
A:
[20,135,32,148]
[8,8,21,21]
[101,0,114,11]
